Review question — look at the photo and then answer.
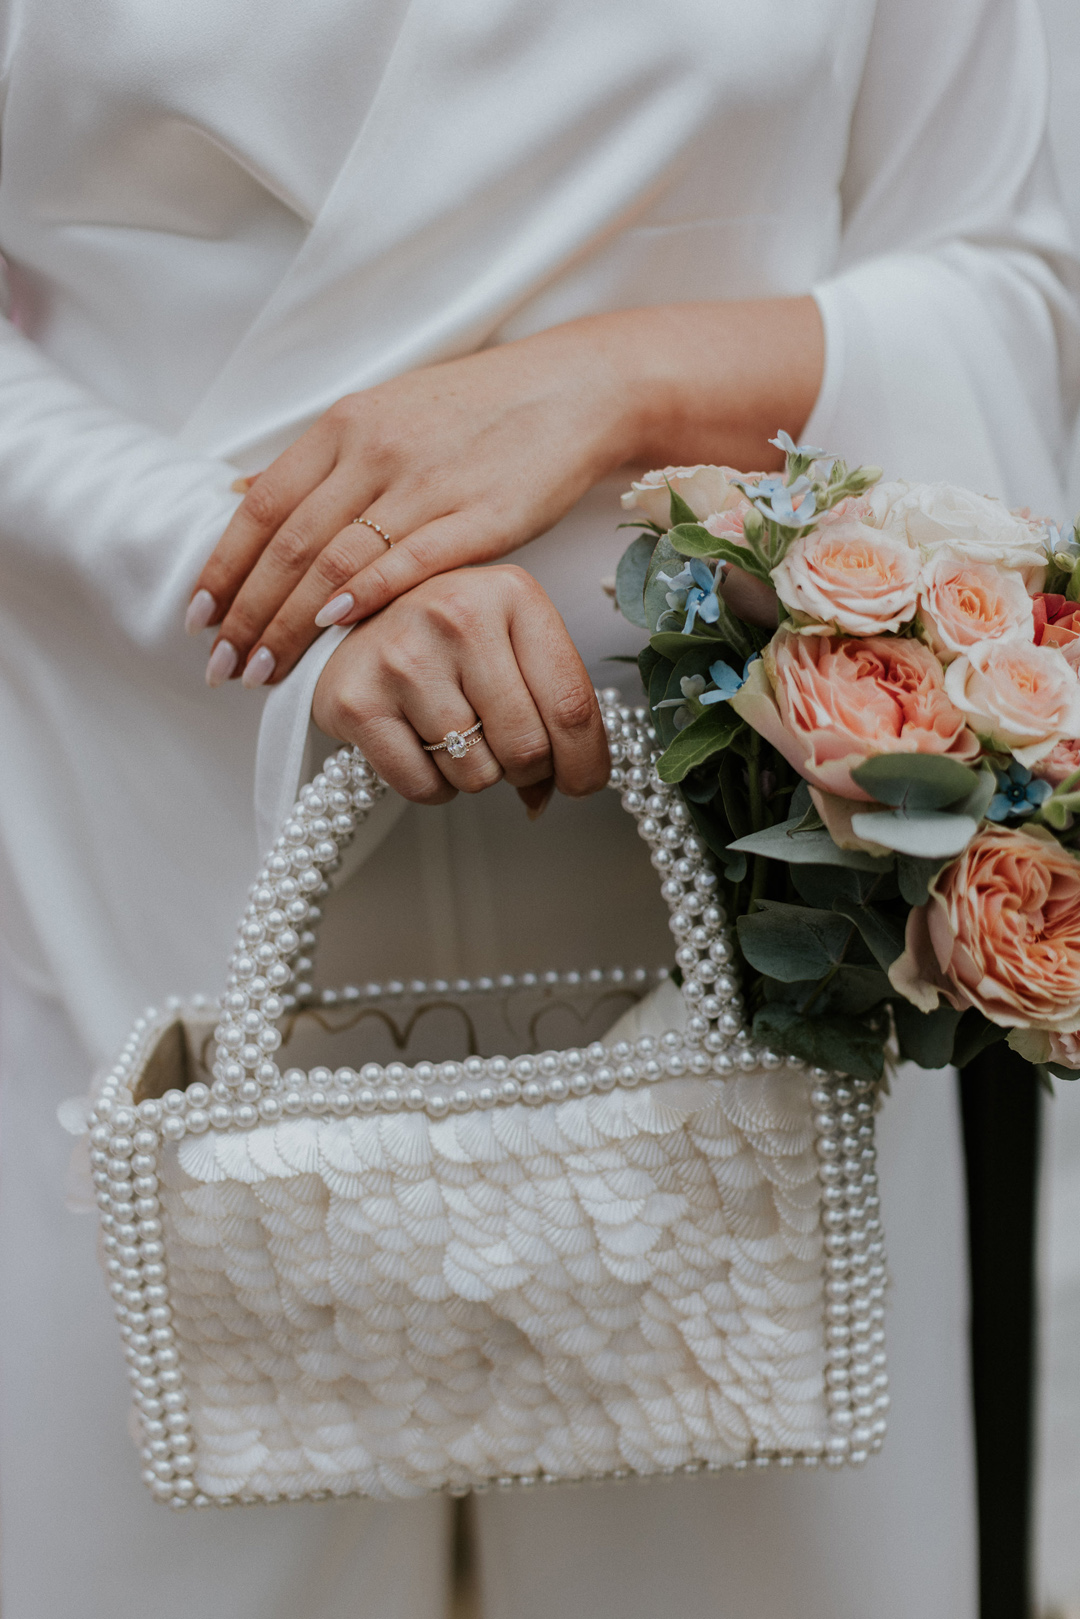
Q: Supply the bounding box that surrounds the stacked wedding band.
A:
[423,720,484,760]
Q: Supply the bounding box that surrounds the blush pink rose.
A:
[1033,593,1080,671]
[770,522,919,635]
[889,827,1080,1031]
[729,630,979,801]
[1034,737,1080,788]
[919,554,1035,661]
[944,637,1080,767]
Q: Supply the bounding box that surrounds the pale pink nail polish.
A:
[314,592,354,628]
[185,588,216,635]
[205,639,238,687]
[242,647,276,688]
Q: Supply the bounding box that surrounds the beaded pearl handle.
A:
[209,690,740,1097]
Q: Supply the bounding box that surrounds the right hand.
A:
[312,565,610,812]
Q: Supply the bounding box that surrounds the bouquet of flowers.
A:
[613,434,1080,1084]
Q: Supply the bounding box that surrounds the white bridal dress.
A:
[0,0,1077,1615]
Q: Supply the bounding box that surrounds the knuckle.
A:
[241,481,283,530]
[504,730,552,775]
[549,683,600,738]
[313,542,363,592]
[379,643,431,689]
[268,524,316,573]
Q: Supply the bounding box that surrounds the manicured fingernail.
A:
[185,589,216,635]
[519,779,555,821]
[242,647,276,688]
[205,640,238,687]
[315,593,354,628]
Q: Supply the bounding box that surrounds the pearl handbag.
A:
[86,694,889,1507]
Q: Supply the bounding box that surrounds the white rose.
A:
[944,637,1080,766]
[875,481,1048,588]
[620,465,745,528]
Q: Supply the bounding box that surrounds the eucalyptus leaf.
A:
[893,1002,962,1068]
[831,899,906,970]
[655,707,742,783]
[649,630,725,661]
[614,533,656,629]
[952,1009,1005,1069]
[956,761,997,824]
[719,750,751,841]
[850,753,980,811]
[790,864,873,907]
[752,1005,886,1083]
[737,902,853,982]
[895,855,946,906]
[765,965,892,1017]
[728,817,893,872]
[643,534,684,633]
[849,809,977,858]
[1046,1063,1080,1083]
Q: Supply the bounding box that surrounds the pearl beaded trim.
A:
[86,689,889,1506]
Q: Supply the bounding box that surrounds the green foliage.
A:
[655,707,743,783]
[752,1004,887,1083]
[727,817,892,871]
[614,533,655,629]
[893,1002,962,1069]
[737,901,854,981]
[850,753,980,811]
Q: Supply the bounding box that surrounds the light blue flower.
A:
[699,655,757,704]
[753,473,818,529]
[987,760,1052,821]
[769,429,825,459]
[656,558,723,634]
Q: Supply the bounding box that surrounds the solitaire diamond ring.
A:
[422,720,484,760]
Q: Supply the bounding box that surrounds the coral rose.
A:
[621,465,745,528]
[889,827,1080,1031]
[770,521,919,635]
[729,630,979,801]
[1033,593,1080,670]
[872,481,1048,588]
[944,637,1080,766]
[919,553,1034,661]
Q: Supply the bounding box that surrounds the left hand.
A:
[187,297,823,688]
[191,318,642,688]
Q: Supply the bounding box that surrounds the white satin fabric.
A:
[0,0,1076,1613]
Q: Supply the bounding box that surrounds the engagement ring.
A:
[422,720,484,760]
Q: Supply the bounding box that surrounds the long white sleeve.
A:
[805,0,1080,510]
[0,315,242,651]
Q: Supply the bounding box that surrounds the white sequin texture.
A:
[83,701,889,1506]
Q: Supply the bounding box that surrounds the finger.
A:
[211,472,386,678]
[317,700,457,807]
[235,512,397,685]
[445,602,554,789]
[188,424,341,628]
[320,509,504,627]
[395,674,504,797]
[503,572,609,797]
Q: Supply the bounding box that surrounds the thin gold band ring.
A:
[352,516,393,547]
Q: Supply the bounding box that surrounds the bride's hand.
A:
[311,565,609,811]
[186,298,822,688]
[189,318,641,688]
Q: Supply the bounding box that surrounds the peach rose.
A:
[1034,593,1080,671]
[872,481,1048,588]
[770,521,919,636]
[729,630,979,801]
[943,638,1080,767]
[620,465,746,528]
[889,827,1080,1031]
[1033,736,1080,788]
[918,553,1034,661]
